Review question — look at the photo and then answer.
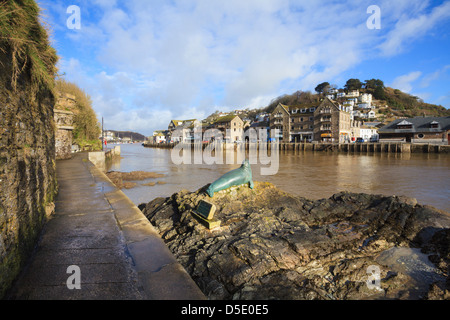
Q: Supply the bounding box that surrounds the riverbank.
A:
[140,181,450,300]
[6,153,205,300]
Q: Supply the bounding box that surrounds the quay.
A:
[6,152,205,300]
[143,141,450,154]
[278,142,450,153]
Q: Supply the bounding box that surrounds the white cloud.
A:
[390,71,422,93]
[378,1,450,56]
[45,0,450,134]
[420,65,450,88]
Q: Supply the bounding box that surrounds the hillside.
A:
[108,130,146,142]
[260,83,449,122]
[379,87,450,119]
[55,79,102,150]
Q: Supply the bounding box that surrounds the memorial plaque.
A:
[192,200,221,230]
[195,200,216,220]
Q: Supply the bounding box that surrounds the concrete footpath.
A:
[7,153,205,300]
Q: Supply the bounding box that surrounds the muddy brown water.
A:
[106,143,449,213]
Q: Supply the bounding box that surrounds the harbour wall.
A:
[143,142,450,154]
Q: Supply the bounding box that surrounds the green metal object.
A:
[206,160,254,197]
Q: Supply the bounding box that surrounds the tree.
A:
[364,79,384,90]
[344,79,363,91]
[315,82,330,94]
[373,86,386,100]
[55,79,101,145]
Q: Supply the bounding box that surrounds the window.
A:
[397,120,413,129]
[418,133,424,139]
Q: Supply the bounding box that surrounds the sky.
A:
[39,0,450,136]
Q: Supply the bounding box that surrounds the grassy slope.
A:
[0,0,58,93]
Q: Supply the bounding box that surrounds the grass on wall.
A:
[0,0,58,93]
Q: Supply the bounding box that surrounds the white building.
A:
[327,87,339,94]
[104,131,115,142]
[256,113,269,122]
[359,127,379,142]
[358,93,373,104]
[360,110,376,119]
[152,132,166,143]
[346,90,359,98]
[358,103,371,109]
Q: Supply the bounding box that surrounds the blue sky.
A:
[39,0,450,136]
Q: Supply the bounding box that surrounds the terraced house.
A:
[209,115,244,142]
[168,119,197,142]
[270,97,353,143]
[313,97,352,143]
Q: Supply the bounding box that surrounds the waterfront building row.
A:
[149,98,449,146]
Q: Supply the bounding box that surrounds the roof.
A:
[213,115,242,124]
[287,103,319,112]
[169,119,197,129]
[250,121,269,128]
[378,116,450,133]
[316,97,343,111]
[271,103,290,115]
[170,119,197,125]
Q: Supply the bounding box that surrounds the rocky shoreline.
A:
[139,181,450,300]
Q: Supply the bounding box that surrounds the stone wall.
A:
[0,46,57,298]
[54,109,74,160]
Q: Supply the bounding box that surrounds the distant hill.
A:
[108,130,146,141]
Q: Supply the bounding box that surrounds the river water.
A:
[106,143,450,213]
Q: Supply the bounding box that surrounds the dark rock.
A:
[140,182,450,300]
